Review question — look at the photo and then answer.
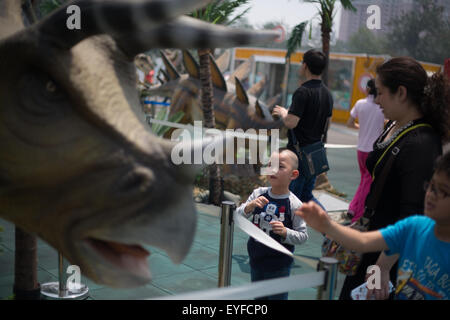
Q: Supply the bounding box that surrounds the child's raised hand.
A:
[251,196,269,210]
[244,196,269,214]
[295,201,331,233]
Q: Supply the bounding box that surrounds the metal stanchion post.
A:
[316,257,339,300]
[58,252,68,297]
[40,252,89,300]
[218,201,236,287]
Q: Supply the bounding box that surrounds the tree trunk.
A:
[321,21,331,87]
[281,56,291,107]
[318,14,334,195]
[198,48,222,205]
[14,227,40,300]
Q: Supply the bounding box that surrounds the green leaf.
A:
[150,107,185,137]
[39,0,64,17]
[286,21,308,59]
[157,111,185,137]
[150,107,168,135]
[188,0,251,25]
[339,0,356,12]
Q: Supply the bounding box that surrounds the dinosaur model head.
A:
[0,0,277,288]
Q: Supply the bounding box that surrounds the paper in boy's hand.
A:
[351,281,394,300]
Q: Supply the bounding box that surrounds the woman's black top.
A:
[365,118,442,231]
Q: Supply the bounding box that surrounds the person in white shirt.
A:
[346,79,385,222]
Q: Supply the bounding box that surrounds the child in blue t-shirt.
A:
[296,152,450,300]
[236,148,308,300]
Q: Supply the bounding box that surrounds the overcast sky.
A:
[235,0,343,31]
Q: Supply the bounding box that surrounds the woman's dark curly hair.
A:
[376,57,450,140]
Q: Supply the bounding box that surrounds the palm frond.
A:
[340,0,356,12]
[286,21,308,59]
[189,0,251,25]
[227,7,251,26]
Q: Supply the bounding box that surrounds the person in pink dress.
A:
[346,79,385,222]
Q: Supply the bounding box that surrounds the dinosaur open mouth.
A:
[86,238,151,279]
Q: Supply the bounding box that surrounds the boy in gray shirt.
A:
[236,149,308,300]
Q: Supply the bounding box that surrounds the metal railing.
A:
[211,201,339,300]
[40,253,89,300]
[218,201,236,287]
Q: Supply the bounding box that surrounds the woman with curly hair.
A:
[339,56,450,300]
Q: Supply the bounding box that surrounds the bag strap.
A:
[318,84,330,143]
[371,123,431,180]
[363,123,432,221]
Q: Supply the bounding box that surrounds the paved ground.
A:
[0,123,360,300]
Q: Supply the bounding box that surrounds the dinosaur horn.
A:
[209,53,227,92]
[160,50,181,80]
[235,77,249,105]
[248,76,267,98]
[118,16,279,57]
[0,0,21,20]
[255,100,264,118]
[182,50,200,79]
[159,69,170,82]
[36,0,212,49]
[231,55,253,81]
[215,50,231,73]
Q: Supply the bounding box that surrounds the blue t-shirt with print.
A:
[380,215,450,300]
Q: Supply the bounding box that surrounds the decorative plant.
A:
[189,0,251,205]
[150,109,185,137]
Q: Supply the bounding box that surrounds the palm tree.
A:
[303,0,356,86]
[286,4,356,196]
[190,0,250,205]
[282,21,308,106]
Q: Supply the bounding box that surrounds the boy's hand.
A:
[245,196,269,214]
[295,201,331,234]
[270,221,287,238]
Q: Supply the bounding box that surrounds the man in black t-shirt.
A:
[273,49,333,207]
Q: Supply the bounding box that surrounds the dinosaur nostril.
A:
[118,167,154,194]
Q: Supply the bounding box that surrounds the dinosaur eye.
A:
[41,77,64,100]
[46,80,57,93]
[17,72,67,119]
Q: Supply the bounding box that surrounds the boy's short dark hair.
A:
[303,49,327,76]
[435,151,450,178]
